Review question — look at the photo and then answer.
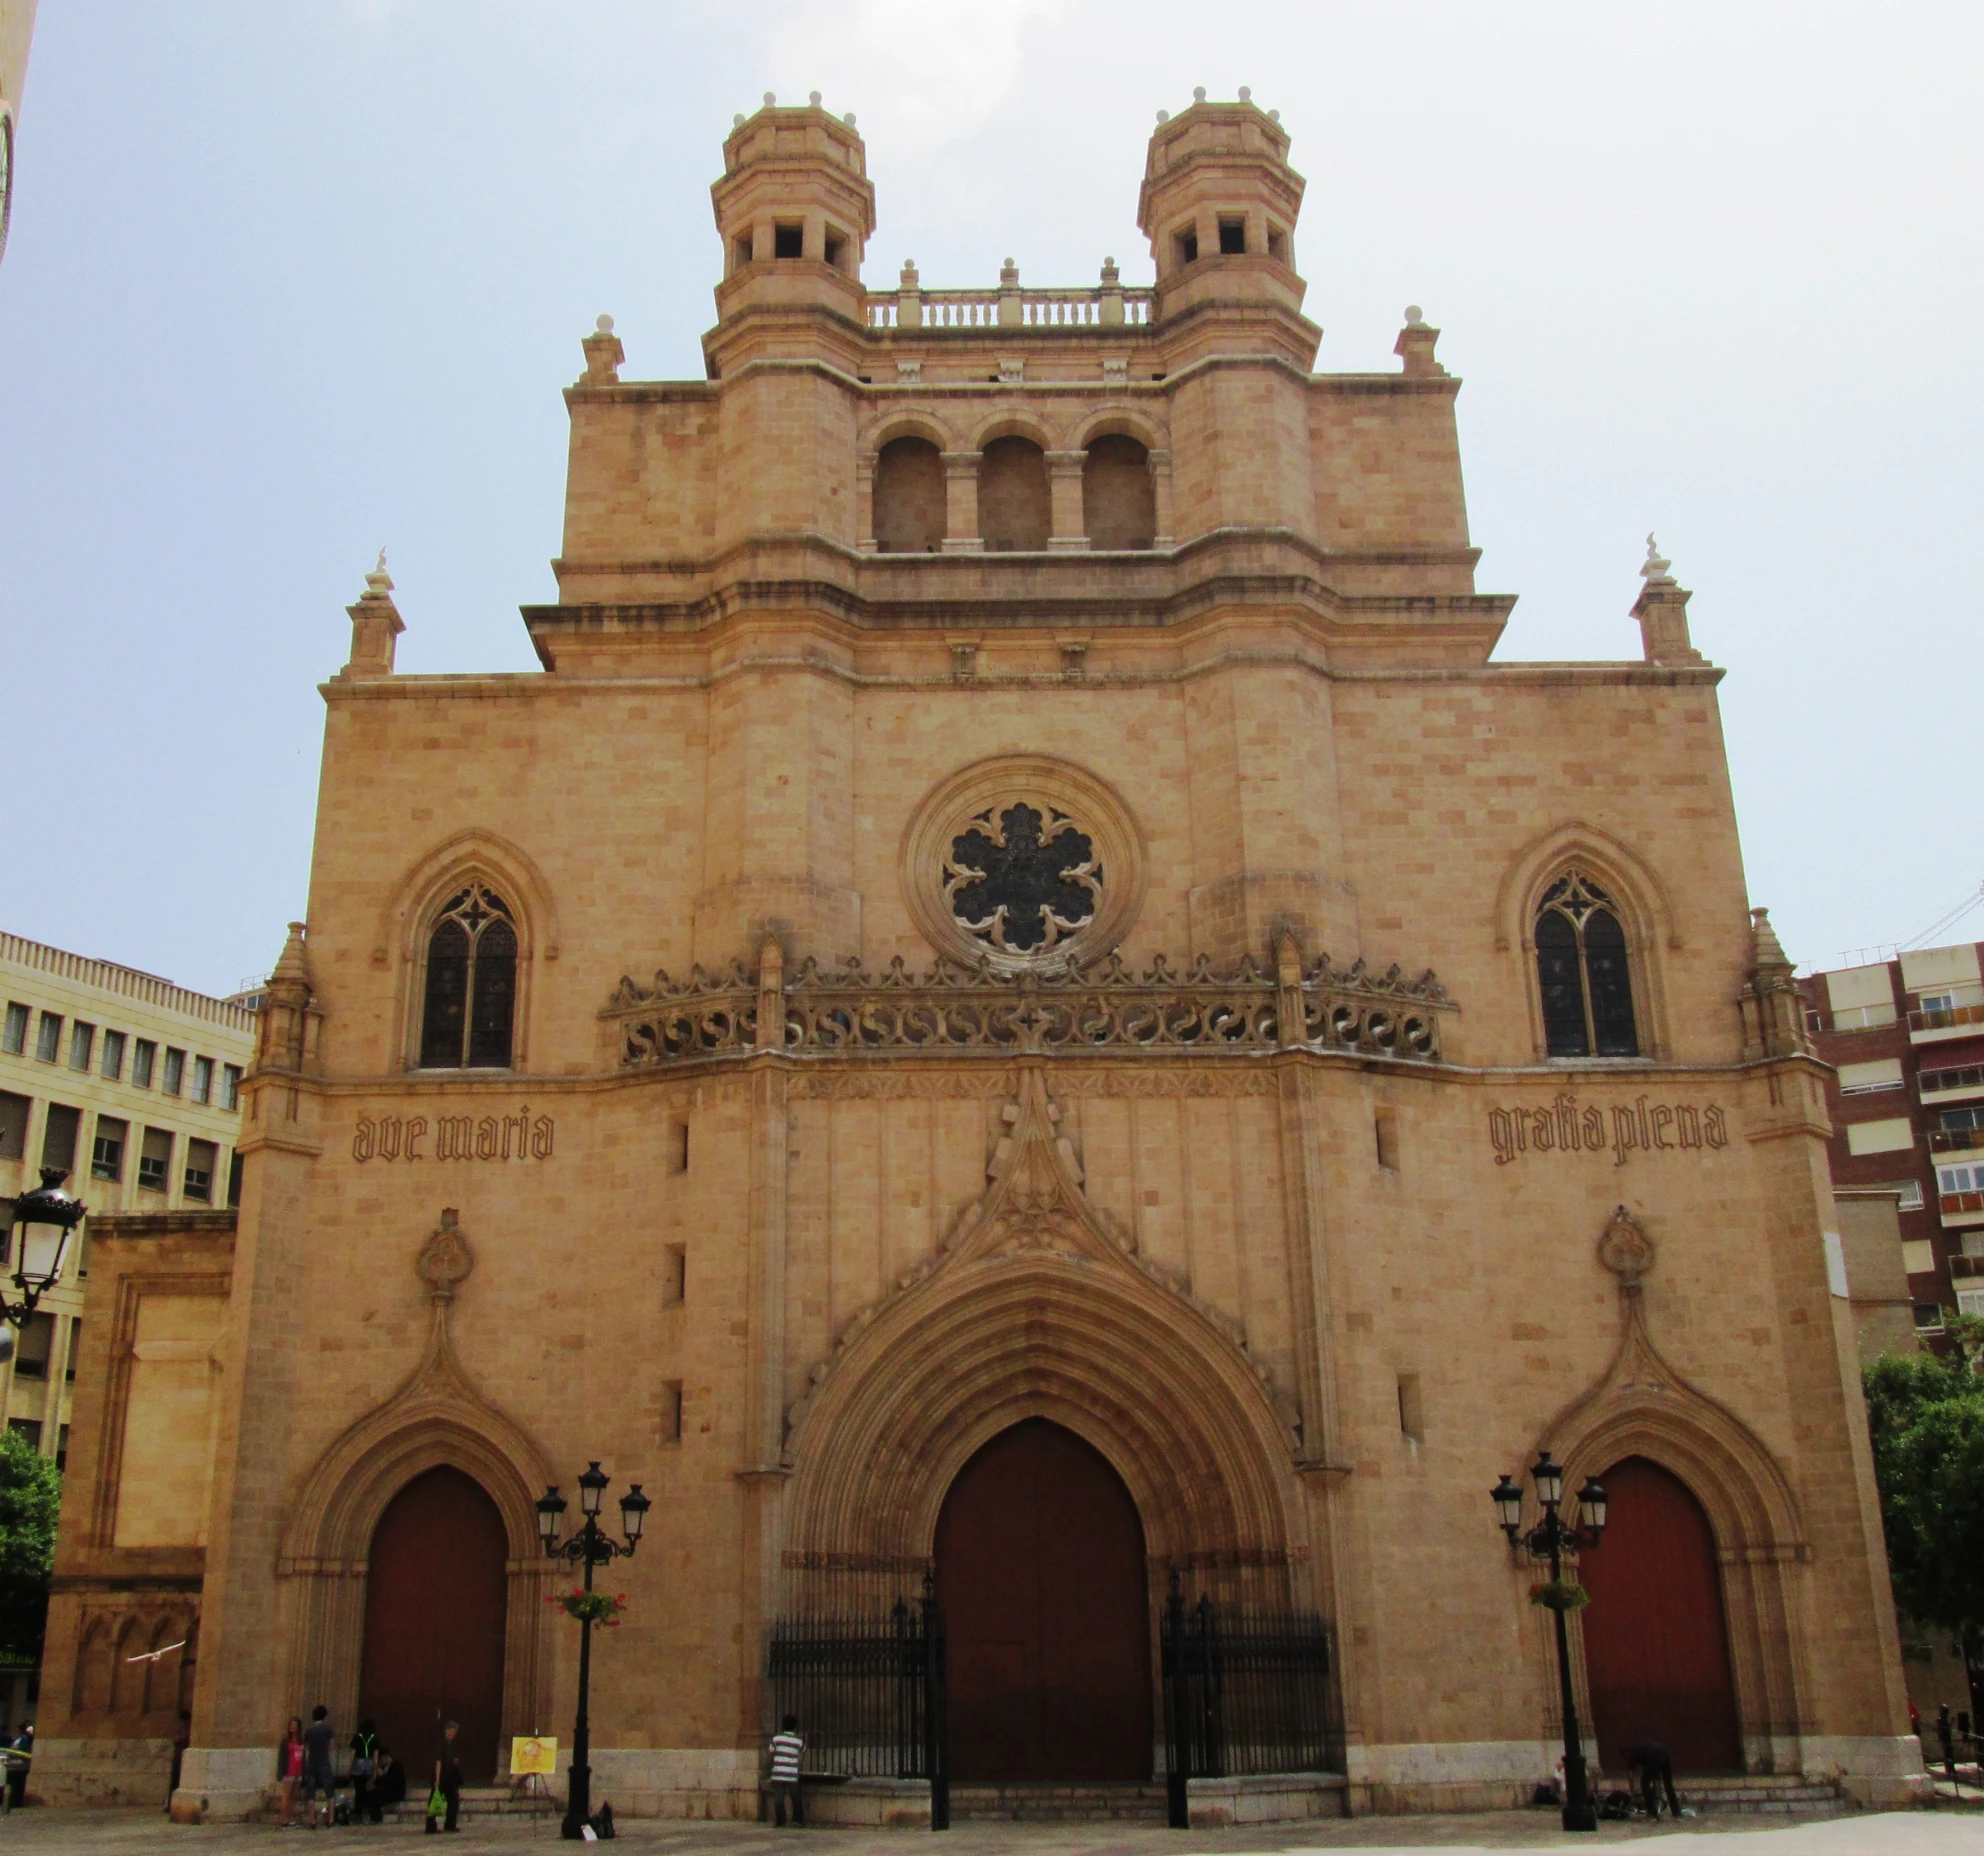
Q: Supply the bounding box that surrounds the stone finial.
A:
[270,921,311,992]
[1597,1205,1655,1287]
[733,112,745,127]
[1750,906,1792,973]
[416,1208,475,1304]
[1239,86,1252,102]
[1100,255,1120,284]
[763,91,776,106]
[1156,109,1170,124]
[1630,536,1704,666]
[1000,256,1019,286]
[1193,86,1207,103]
[1268,108,1281,122]
[581,314,625,386]
[341,553,405,680]
[1394,307,1446,378]
[809,90,822,106]
[843,112,856,127]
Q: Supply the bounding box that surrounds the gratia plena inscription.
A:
[353,1108,555,1163]
[1490,1092,1726,1168]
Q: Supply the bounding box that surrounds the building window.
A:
[1217,215,1247,254]
[2,1002,27,1054]
[191,1056,213,1105]
[418,885,519,1069]
[1958,1287,1984,1318]
[8,1419,41,1451]
[161,1047,185,1096]
[773,220,804,258]
[1914,1302,1947,1333]
[1536,871,1639,1057]
[92,1116,128,1183]
[138,1127,172,1193]
[132,1039,156,1088]
[40,1102,80,1175]
[65,1321,80,1382]
[35,1012,62,1062]
[68,1022,94,1072]
[227,1151,244,1207]
[183,1138,217,1203]
[661,1381,684,1444]
[0,1090,28,1161]
[12,1312,54,1380]
[1941,1106,1984,1134]
[101,1029,126,1081]
[221,1064,241,1111]
[1890,1178,1927,1211]
[55,1424,69,1473]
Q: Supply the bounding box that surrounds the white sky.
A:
[1,1,1979,995]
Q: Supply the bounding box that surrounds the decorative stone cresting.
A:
[607,943,1451,1068]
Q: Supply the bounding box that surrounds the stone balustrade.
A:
[866,267,1154,332]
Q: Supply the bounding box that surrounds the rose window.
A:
[944,803,1102,956]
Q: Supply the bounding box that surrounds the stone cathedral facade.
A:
[36,94,1919,1821]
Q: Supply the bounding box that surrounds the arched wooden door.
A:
[935,1418,1151,1781]
[1578,1456,1743,1774]
[359,1466,509,1782]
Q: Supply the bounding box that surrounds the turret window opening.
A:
[1218,216,1247,255]
[1174,226,1198,266]
[1266,225,1288,264]
[1536,870,1639,1058]
[823,227,847,271]
[733,235,753,273]
[419,884,519,1069]
[773,221,805,259]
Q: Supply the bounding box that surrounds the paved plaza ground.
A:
[0,1809,1980,1856]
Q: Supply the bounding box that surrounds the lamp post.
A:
[537,1462,650,1840]
[1,1169,86,1329]
[1490,1453,1608,1834]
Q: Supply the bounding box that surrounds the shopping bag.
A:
[426,1787,446,1820]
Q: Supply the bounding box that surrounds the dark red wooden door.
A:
[1578,1456,1742,1774]
[935,1419,1151,1781]
[359,1467,509,1783]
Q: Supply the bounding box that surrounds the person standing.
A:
[428,1720,462,1835]
[1625,1741,1681,1820]
[6,1722,31,1811]
[301,1704,338,1828]
[276,1717,306,1828]
[768,1714,805,1827]
[349,1717,380,1825]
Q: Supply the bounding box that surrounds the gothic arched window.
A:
[419,885,518,1068]
[1536,871,1639,1057]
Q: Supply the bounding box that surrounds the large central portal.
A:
[934,1418,1152,1781]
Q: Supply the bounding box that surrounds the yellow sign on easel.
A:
[510,1735,558,1776]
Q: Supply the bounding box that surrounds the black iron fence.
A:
[1160,1584,1335,1828]
[766,1584,949,1828]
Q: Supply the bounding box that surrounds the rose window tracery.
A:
[944,803,1101,956]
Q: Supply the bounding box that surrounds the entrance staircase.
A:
[950,1781,1170,1822]
[380,1784,559,1825]
[1673,1775,1843,1817]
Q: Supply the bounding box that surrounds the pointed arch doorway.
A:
[358,1466,509,1782]
[935,1418,1152,1781]
[1578,1457,1743,1774]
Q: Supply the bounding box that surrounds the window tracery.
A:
[1536,871,1639,1058]
[419,885,518,1069]
[944,803,1101,956]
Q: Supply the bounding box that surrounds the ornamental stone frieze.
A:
[602,939,1453,1069]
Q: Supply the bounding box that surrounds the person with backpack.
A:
[349,1717,380,1823]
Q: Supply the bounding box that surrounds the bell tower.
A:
[709,93,874,340]
[1137,87,1307,331]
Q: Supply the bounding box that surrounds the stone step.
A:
[948,1781,1170,1822]
[1634,1775,1843,1817]
[380,1785,560,1823]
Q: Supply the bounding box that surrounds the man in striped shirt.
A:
[768,1715,805,1826]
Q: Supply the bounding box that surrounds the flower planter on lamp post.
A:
[537,1463,649,1840]
[1491,1454,1608,1833]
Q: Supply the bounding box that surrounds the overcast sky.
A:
[2,1,1979,996]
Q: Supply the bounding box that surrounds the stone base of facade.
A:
[574,1747,761,1820]
[1345,1738,1570,1815]
[26,1736,175,1809]
[1798,1734,1930,1809]
[1187,1771,1348,1825]
[168,1745,277,1822]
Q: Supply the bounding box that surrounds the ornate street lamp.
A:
[2,1168,86,1328]
[538,1465,648,1841]
[1490,1452,1609,1834]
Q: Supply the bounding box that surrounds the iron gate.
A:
[766,1581,949,1829]
[1160,1584,1335,1829]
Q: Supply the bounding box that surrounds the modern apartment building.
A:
[0,931,255,1469]
[1798,941,1984,1340]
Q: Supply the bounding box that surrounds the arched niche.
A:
[873,435,945,553]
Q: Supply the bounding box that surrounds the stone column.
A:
[855,454,877,553]
[940,451,983,553]
[1147,446,1175,549]
[1045,450,1088,552]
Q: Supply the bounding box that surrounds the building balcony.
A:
[866,279,1157,332]
[1951,1254,1984,1280]
[1908,1001,1984,1044]
[1930,1126,1984,1154]
[1920,1063,1984,1105]
[1941,1190,1984,1229]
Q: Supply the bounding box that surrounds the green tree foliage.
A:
[0,1428,60,1663]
